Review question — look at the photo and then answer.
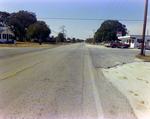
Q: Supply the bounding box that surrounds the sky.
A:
[1,0,150,40]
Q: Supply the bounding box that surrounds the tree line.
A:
[86,20,127,43]
[0,10,52,42]
[53,33,83,43]
[0,10,80,43]
[1,11,126,43]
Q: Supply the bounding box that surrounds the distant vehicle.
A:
[137,45,150,50]
[107,41,130,48]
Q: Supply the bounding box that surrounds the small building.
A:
[118,35,150,48]
[0,27,14,43]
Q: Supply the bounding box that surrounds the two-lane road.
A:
[0,44,100,118]
[0,43,143,118]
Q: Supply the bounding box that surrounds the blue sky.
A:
[1,0,150,40]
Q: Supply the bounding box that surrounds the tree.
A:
[26,21,51,42]
[85,38,93,43]
[72,38,76,43]
[76,39,80,43]
[6,10,37,41]
[50,36,56,42]
[57,33,64,42]
[94,20,127,42]
[0,11,10,26]
[67,37,71,41]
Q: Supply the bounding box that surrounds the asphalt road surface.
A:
[0,43,149,119]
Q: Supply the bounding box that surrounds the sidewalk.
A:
[102,60,150,119]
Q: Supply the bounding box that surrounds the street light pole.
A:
[141,0,148,55]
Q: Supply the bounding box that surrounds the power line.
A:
[110,0,127,18]
[102,0,116,18]
[101,0,114,18]
[38,17,149,21]
[38,17,107,21]
[51,29,58,34]
[107,0,126,18]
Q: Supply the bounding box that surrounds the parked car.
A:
[107,41,130,48]
[137,45,150,50]
[104,42,110,47]
[103,41,114,47]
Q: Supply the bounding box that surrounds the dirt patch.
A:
[136,55,150,62]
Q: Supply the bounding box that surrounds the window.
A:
[9,35,12,39]
[137,39,143,43]
[127,40,128,43]
[132,40,134,43]
[0,34,1,39]
[129,40,131,43]
[3,34,6,39]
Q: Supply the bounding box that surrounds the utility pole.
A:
[65,30,67,42]
[141,0,148,55]
[60,25,66,41]
[93,29,95,38]
[93,29,95,44]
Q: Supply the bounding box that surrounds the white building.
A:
[0,27,14,43]
[118,35,150,48]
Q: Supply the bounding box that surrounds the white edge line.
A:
[86,46,104,119]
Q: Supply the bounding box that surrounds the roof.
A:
[0,27,8,33]
[118,35,150,40]
[0,27,14,35]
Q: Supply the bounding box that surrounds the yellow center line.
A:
[0,60,43,81]
[0,67,29,80]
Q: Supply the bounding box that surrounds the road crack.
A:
[95,61,145,69]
